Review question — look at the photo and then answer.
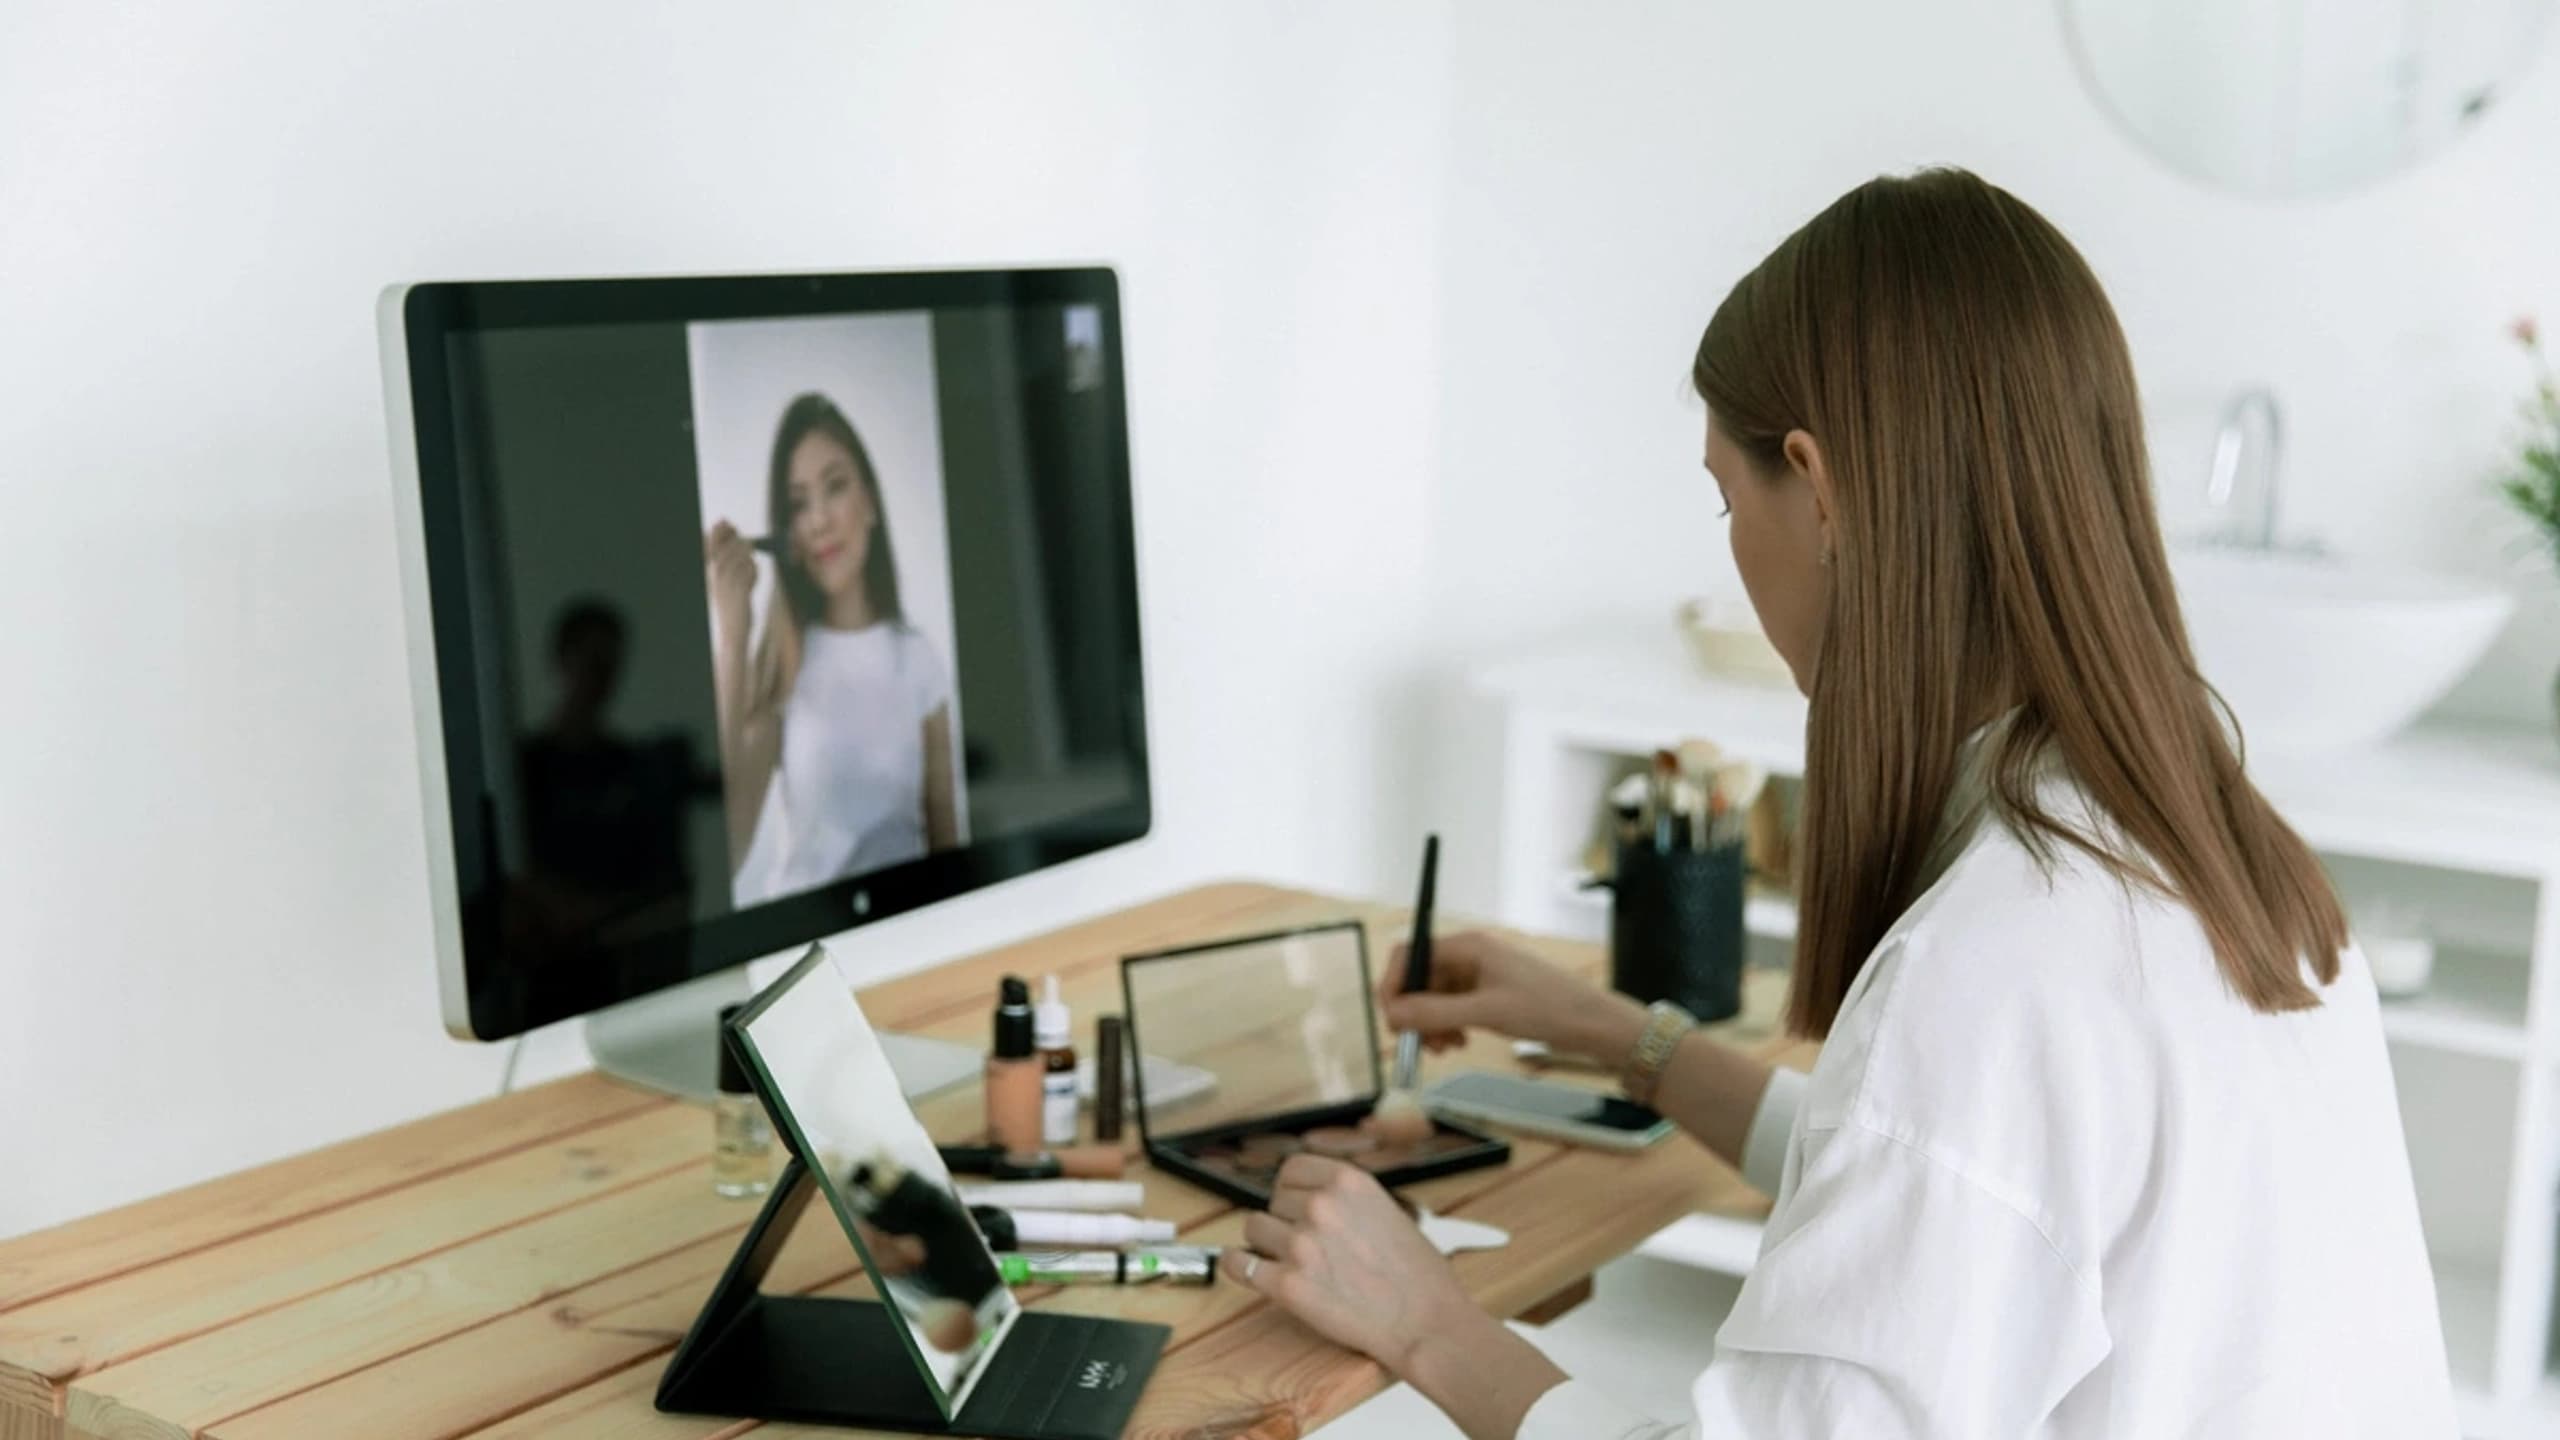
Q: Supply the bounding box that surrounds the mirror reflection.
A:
[733,945,1016,1410]
[2063,0,2554,196]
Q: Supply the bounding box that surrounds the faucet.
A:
[2204,386,2283,549]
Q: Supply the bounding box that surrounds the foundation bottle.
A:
[986,975,1043,1154]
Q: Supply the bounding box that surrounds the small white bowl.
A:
[2366,934,2436,999]
[1676,598,1792,686]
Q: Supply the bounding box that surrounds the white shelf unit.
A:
[1474,628,2560,1439]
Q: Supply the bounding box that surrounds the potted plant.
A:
[2494,316,2560,737]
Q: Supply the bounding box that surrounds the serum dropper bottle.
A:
[1037,975,1079,1148]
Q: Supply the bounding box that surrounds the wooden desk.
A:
[0,882,1804,1440]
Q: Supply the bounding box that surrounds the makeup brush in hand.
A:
[1366,833,1440,1146]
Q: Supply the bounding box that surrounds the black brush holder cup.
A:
[1606,839,1746,1023]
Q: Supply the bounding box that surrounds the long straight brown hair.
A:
[1693,169,2347,1038]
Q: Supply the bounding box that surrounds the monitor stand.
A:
[583,966,984,1103]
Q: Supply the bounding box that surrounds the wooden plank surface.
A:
[206,1205,866,1440]
[463,1354,752,1440]
[73,1160,762,1439]
[0,1075,659,1313]
[1516,1277,1595,1328]
[7,1104,711,1394]
[2,881,1806,1440]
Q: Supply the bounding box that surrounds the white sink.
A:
[2170,549,2514,756]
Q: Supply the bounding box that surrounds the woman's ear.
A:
[1783,429,1836,564]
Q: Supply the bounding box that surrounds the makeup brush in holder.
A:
[1600,742,1758,1023]
[1608,839,1745,1023]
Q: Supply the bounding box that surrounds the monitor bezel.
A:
[379,266,1152,1042]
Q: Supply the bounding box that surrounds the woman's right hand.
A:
[1378,931,1645,1065]
[705,520,755,652]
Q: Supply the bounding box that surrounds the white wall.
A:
[11,0,2559,1244]
[1422,0,2560,732]
[0,0,1454,1240]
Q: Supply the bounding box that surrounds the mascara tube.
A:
[1094,1016,1127,1143]
[996,1247,1219,1286]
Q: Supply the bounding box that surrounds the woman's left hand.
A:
[1223,1155,1479,1375]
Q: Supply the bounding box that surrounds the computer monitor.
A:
[378,268,1150,1097]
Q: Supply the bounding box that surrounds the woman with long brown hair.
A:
[705,393,961,906]
[1228,171,2456,1437]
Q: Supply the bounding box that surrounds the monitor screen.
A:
[386,270,1149,1040]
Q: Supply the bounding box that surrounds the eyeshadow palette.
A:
[1119,920,1510,1209]
[1164,1123,1502,1201]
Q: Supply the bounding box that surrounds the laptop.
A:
[657,943,1169,1439]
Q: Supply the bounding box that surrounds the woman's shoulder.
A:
[886,622,952,705]
[1811,801,2204,1134]
[1887,795,2203,1017]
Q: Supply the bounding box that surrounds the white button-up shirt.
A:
[1522,780,2457,1438]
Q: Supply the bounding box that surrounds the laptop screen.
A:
[728,944,1020,1416]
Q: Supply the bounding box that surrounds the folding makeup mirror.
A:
[1121,921,1509,1208]
[657,943,1167,1439]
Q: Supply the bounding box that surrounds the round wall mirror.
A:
[2062,0,2554,197]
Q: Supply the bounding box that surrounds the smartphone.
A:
[1421,1072,1674,1150]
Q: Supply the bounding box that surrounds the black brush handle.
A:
[1403,834,1439,994]
[1392,834,1440,1092]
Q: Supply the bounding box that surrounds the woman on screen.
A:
[705,393,960,904]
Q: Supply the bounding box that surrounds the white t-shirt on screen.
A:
[730,620,951,907]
